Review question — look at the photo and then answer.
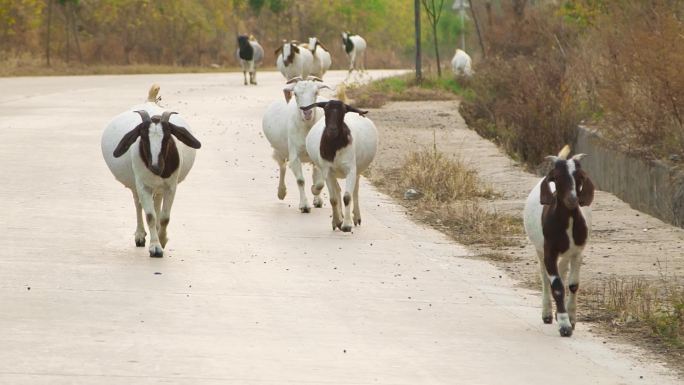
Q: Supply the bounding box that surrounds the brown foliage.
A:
[460,5,585,165]
[575,1,684,159]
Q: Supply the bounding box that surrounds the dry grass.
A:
[583,270,684,350]
[401,148,495,202]
[346,74,466,109]
[369,148,523,248]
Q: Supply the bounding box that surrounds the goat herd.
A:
[99,32,595,338]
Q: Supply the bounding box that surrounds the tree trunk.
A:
[46,0,53,66]
[64,4,70,63]
[432,23,441,77]
[415,0,422,83]
[469,0,486,57]
[71,5,82,63]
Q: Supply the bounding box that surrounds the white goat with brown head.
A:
[523,145,595,337]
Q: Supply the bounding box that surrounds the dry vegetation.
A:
[369,147,523,248]
[345,74,468,108]
[460,0,684,165]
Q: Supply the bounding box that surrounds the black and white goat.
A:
[236,34,264,85]
[523,145,595,337]
[303,100,377,232]
[304,37,332,78]
[341,32,366,75]
[101,85,202,257]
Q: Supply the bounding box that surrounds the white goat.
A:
[341,32,367,75]
[262,77,329,212]
[451,49,473,77]
[236,34,264,85]
[523,145,595,337]
[276,41,314,81]
[304,37,332,78]
[303,100,377,232]
[101,85,201,257]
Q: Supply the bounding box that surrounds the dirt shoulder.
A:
[366,100,684,374]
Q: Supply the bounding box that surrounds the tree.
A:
[421,0,445,77]
[415,0,422,82]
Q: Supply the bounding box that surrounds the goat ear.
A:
[113,128,140,158]
[345,104,368,116]
[168,124,201,149]
[274,46,283,55]
[293,45,300,54]
[540,177,555,205]
[300,102,328,111]
[579,176,595,207]
[283,83,296,103]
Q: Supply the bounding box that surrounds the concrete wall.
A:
[574,126,684,227]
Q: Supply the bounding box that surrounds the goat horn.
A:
[134,110,151,125]
[286,76,303,84]
[307,76,323,82]
[161,110,177,124]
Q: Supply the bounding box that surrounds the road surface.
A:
[0,71,678,384]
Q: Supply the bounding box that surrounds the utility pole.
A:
[453,0,469,51]
[415,0,422,82]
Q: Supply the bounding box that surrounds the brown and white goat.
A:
[102,86,201,257]
[523,145,595,337]
[303,100,377,232]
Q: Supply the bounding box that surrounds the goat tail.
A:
[147,84,161,103]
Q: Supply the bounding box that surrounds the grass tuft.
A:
[346,74,470,108]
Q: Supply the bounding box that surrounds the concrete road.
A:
[0,71,678,385]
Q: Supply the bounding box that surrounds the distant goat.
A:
[523,145,595,337]
[341,32,366,75]
[101,85,201,257]
[303,100,377,232]
[236,34,264,85]
[304,37,332,78]
[276,41,314,81]
[451,49,473,77]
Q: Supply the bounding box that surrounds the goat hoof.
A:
[542,316,553,324]
[341,225,352,232]
[354,218,361,226]
[277,189,286,200]
[300,206,311,213]
[559,326,573,337]
[313,198,323,208]
[571,322,576,330]
[149,245,164,258]
[135,239,146,247]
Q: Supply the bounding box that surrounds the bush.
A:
[460,6,586,165]
[574,1,684,160]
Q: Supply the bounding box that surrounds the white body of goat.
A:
[101,87,199,257]
[276,42,314,81]
[451,49,473,77]
[306,108,377,232]
[306,37,332,78]
[262,79,327,212]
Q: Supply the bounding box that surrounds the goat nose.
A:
[566,196,579,209]
[149,165,161,175]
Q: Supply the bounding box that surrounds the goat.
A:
[101,85,201,257]
[302,100,377,232]
[275,41,314,81]
[523,145,595,337]
[236,34,264,85]
[451,48,473,77]
[304,37,332,78]
[341,32,367,75]
[262,77,329,212]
